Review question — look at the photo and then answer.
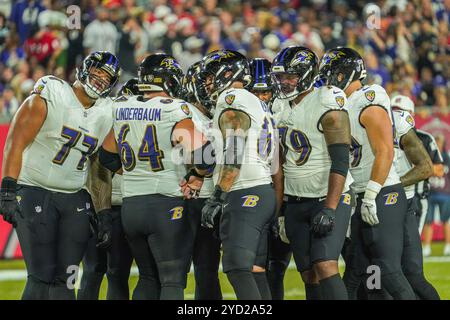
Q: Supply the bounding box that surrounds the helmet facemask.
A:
[77,59,119,99]
[271,67,315,101]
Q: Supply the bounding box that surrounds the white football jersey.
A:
[347,84,400,193]
[18,76,113,193]
[111,174,123,206]
[212,88,275,191]
[112,95,192,198]
[190,105,214,198]
[393,110,415,199]
[277,86,353,197]
[271,98,290,125]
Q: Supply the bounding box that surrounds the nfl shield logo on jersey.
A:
[335,96,345,107]
[181,104,191,115]
[406,114,415,127]
[225,94,235,105]
[365,90,376,102]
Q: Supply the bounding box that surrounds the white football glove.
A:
[361,180,382,226]
[278,216,290,244]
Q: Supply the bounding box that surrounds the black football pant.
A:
[344,185,416,300]
[15,185,92,300]
[78,205,133,300]
[219,184,275,300]
[267,201,292,300]
[122,194,194,300]
[186,198,222,300]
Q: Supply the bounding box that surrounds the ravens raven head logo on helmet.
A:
[204,50,236,65]
[320,51,346,69]
[290,51,315,68]
[160,57,181,71]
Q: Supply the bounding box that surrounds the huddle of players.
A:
[0,45,440,300]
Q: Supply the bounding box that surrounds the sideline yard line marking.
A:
[0,256,449,282]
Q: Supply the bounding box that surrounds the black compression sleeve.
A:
[328,143,350,177]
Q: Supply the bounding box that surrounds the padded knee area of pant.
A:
[158,259,189,287]
[405,272,440,300]
[382,272,416,300]
[106,266,130,279]
[194,266,219,282]
[22,275,51,300]
[268,261,288,277]
[222,247,256,273]
[84,262,107,274]
[28,264,55,283]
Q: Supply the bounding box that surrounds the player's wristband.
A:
[364,180,382,200]
[1,177,17,194]
[212,185,228,203]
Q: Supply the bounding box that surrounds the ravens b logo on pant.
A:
[242,195,260,208]
[384,192,399,206]
[170,206,184,220]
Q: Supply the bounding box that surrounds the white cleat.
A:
[423,245,432,257]
[443,244,450,256]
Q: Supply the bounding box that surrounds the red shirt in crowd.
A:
[24,31,60,63]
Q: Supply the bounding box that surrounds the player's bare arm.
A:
[400,129,433,187]
[216,109,251,192]
[321,110,351,210]
[360,106,394,185]
[87,152,112,213]
[200,108,251,230]
[433,164,444,177]
[174,118,215,198]
[2,94,47,179]
[87,151,114,249]
[272,145,285,217]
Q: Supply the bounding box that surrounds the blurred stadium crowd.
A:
[0,0,448,122]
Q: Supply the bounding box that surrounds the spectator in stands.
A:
[292,21,324,56]
[23,24,61,70]
[9,0,45,44]
[1,85,19,118]
[117,16,140,81]
[416,67,437,107]
[175,36,204,72]
[83,6,118,54]
[0,0,445,125]
[423,134,450,257]
[0,12,10,50]
[0,32,25,68]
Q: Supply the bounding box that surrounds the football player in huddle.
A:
[99,53,214,300]
[319,47,415,299]
[390,95,440,300]
[78,79,138,300]
[0,51,121,299]
[271,46,352,300]
[248,58,292,300]
[184,50,276,300]
[180,62,222,300]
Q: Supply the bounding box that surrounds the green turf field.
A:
[0,243,449,300]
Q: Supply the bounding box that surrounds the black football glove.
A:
[201,186,228,229]
[96,209,114,249]
[0,177,21,228]
[311,207,335,237]
[270,215,280,240]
